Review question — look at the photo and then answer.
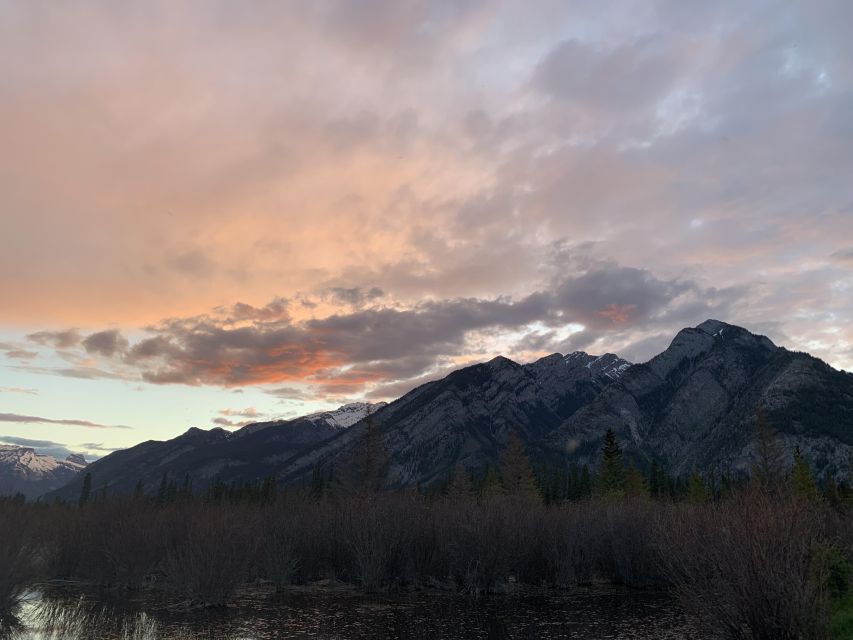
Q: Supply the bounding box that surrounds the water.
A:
[13,585,701,639]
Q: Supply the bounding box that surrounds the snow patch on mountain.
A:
[0,444,86,479]
[305,402,388,429]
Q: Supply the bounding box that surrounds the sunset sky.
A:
[1,1,852,460]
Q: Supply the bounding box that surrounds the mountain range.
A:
[27,320,853,501]
[0,445,87,498]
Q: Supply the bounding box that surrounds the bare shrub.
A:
[163,505,256,607]
[660,490,831,640]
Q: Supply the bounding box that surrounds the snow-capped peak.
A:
[0,444,88,478]
[562,351,631,381]
[305,401,388,429]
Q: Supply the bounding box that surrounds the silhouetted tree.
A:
[595,429,626,497]
[751,407,785,494]
[78,472,92,507]
[446,463,474,501]
[791,447,817,499]
[625,464,648,497]
[498,429,540,501]
[687,471,707,504]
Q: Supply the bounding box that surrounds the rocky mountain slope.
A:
[548,319,853,477]
[46,401,387,500]
[0,445,87,498]
[277,350,631,487]
[47,320,853,499]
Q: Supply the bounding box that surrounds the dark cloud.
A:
[0,413,132,429]
[33,260,742,392]
[82,330,128,357]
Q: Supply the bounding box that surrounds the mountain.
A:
[236,401,386,437]
[548,319,853,477]
[276,351,632,487]
[45,401,388,501]
[0,445,87,498]
[47,320,853,500]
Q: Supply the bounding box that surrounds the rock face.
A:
[47,320,853,499]
[277,351,632,487]
[0,445,87,498]
[548,320,853,478]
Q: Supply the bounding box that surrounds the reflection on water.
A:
[14,585,699,639]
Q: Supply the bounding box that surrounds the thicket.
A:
[0,424,851,639]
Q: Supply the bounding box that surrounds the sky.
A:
[1,0,852,460]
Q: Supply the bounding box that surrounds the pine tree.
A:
[791,447,817,498]
[156,472,169,505]
[825,472,840,509]
[133,480,146,502]
[78,472,92,507]
[579,465,592,498]
[751,407,785,494]
[480,464,502,499]
[498,429,540,501]
[625,464,648,497]
[446,463,474,501]
[309,463,326,500]
[687,471,707,503]
[345,413,389,497]
[595,429,626,497]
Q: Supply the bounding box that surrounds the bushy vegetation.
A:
[1,424,851,639]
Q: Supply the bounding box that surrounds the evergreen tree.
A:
[309,463,326,500]
[446,463,474,501]
[687,471,707,503]
[78,472,92,507]
[344,413,389,497]
[625,464,648,497]
[791,447,817,498]
[498,429,540,501]
[133,480,146,502]
[480,464,502,499]
[156,472,169,505]
[579,464,592,498]
[595,429,626,497]
[824,472,840,509]
[751,407,785,494]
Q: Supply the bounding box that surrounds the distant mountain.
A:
[0,445,87,498]
[47,320,853,500]
[46,401,388,500]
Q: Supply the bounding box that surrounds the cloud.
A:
[26,330,82,349]
[3,349,38,360]
[0,413,132,429]
[0,387,39,395]
[26,258,743,395]
[1,0,852,393]
[831,248,853,265]
[0,435,76,460]
[82,330,128,357]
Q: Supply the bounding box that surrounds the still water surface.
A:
[16,586,701,639]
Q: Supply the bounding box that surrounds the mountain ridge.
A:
[44,321,853,500]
